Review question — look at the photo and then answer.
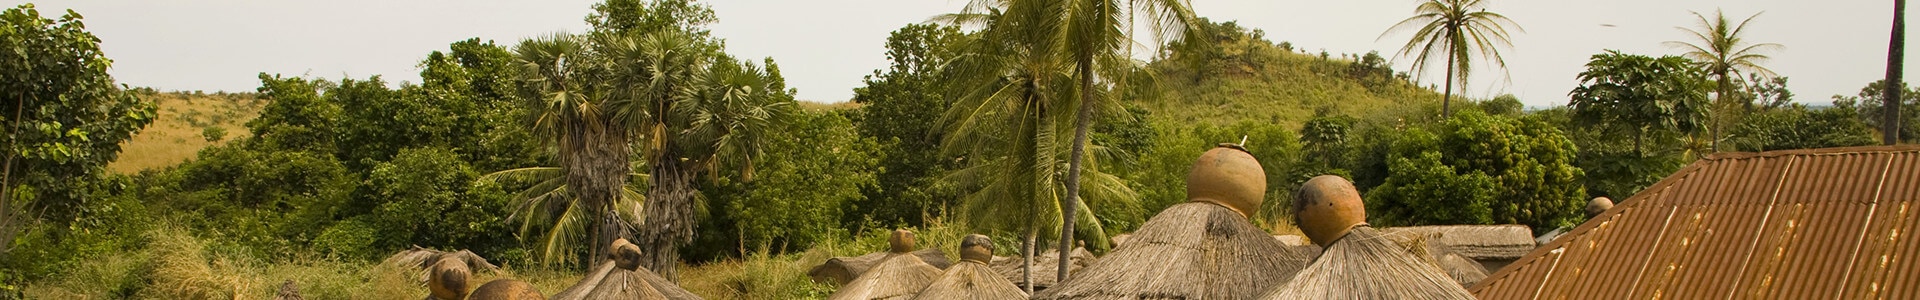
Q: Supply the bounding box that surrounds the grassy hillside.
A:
[1135,40,1442,129]
[107,91,264,174]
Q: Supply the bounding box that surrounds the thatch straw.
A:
[1032,202,1312,300]
[1259,226,1475,299]
[827,230,944,300]
[912,234,1026,300]
[382,245,502,285]
[551,240,702,300]
[809,249,953,285]
[987,247,1095,291]
[1378,225,1534,261]
[1381,230,1491,286]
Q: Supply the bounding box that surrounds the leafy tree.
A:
[1727,104,1876,151]
[1832,80,1920,143]
[849,23,965,227]
[1568,50,1709,155]
[1380,0,1523,118]
[1367,111,1585,231]
[705,111,879,255]
[1480,94,1524,116]
[1666,10,1781,151]
[247,74,340,154]
[0,4,157,255]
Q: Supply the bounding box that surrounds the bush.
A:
[1367,112,1586,230]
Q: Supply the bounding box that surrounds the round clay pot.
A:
[1293,175,1366,247]
[429,258,472,300]
[612,239,642,270]
[1586,197,1615,217]
[958,234,994,263]
[1186,144,1266,217]
[889,229,917,253]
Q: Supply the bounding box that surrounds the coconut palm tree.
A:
[1665,10,1782,151]
[1380,0,1523,118]
[1887,0,1906,145]
[943,0,1192,284]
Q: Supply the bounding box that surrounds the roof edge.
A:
[1704,144,1920,161]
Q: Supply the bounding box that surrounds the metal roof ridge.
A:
[1704,144,1920,161]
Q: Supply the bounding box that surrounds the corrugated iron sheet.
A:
[1471,145,1920,300]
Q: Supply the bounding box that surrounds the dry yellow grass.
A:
[107,92,263,174]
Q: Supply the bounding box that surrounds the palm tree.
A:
[1886,0,1906,145]
[1666,10,1782,151]
[945,0,1192,284]
[476,165,647,267]
[1380,0,1523,118]
[508,33,638,265]
[504,31,791,279]
[935,2,1142,291]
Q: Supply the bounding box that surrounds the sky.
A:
[13,0,1916,108]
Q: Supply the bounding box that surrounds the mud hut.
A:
[911,234,1026,300]
[550,239,700,300]
[1033,145,1312,300]
[827,229,945,300]
[1261,175,1474,299]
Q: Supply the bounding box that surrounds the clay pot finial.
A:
[1186,144,1266,217]
[888,229,917,253]
[1294,175,1366,247]
[958,234,994,263]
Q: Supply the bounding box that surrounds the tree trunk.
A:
[1711,76,1729,152]
[0,94,24,255]
[1022,230,1037,294]
[1058,57,1096,284]
[642,147,698,280]
[565,127,633,266]
[1442,51,1457,118]
[1889,0,1907,145]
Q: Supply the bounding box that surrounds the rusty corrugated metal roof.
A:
[1470,145,1920,299]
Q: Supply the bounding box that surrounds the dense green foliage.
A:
[1569,50,1709,155]
[1367,112,1586,230]
[848,23,965,227]
[1833,80,1920,143]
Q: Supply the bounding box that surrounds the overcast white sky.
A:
[14,0,1915,108]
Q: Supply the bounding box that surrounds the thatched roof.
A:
[551,240,701,300]
[827,251,943,300]
[987,247,1095,291]
[1379,229,1497,286]
[1378,225,1535,261]
[382,245,502,285]
[1032,202,1313,299]
[809,249,952,285]
[1260,226,1475,299]
[912,260,1026,300]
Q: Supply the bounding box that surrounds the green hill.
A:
[1132,20,1443,128]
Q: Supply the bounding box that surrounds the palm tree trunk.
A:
[1888,0,1907,145]
[566,127,633,266]
[1442,52,1457,118]
[642,146,698,280]
[1022,229,1037,294]
[1058,57,1096,284]
[1711,77,1728,152]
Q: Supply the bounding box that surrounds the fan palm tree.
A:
[1665,10,1782,151]
[475,165,646,267]
[507,33,638,265]
[1380,0,1523,118]
[503,31,791,278]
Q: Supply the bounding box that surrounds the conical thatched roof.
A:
[808,248,953,285]
[912,234,1025,300]
[1261,226,1475,299]
[828,229,944,300]
[551,239,701,300]
[1031,202,1313,300]
[383,246,502,285]
[987,247,1095,291]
